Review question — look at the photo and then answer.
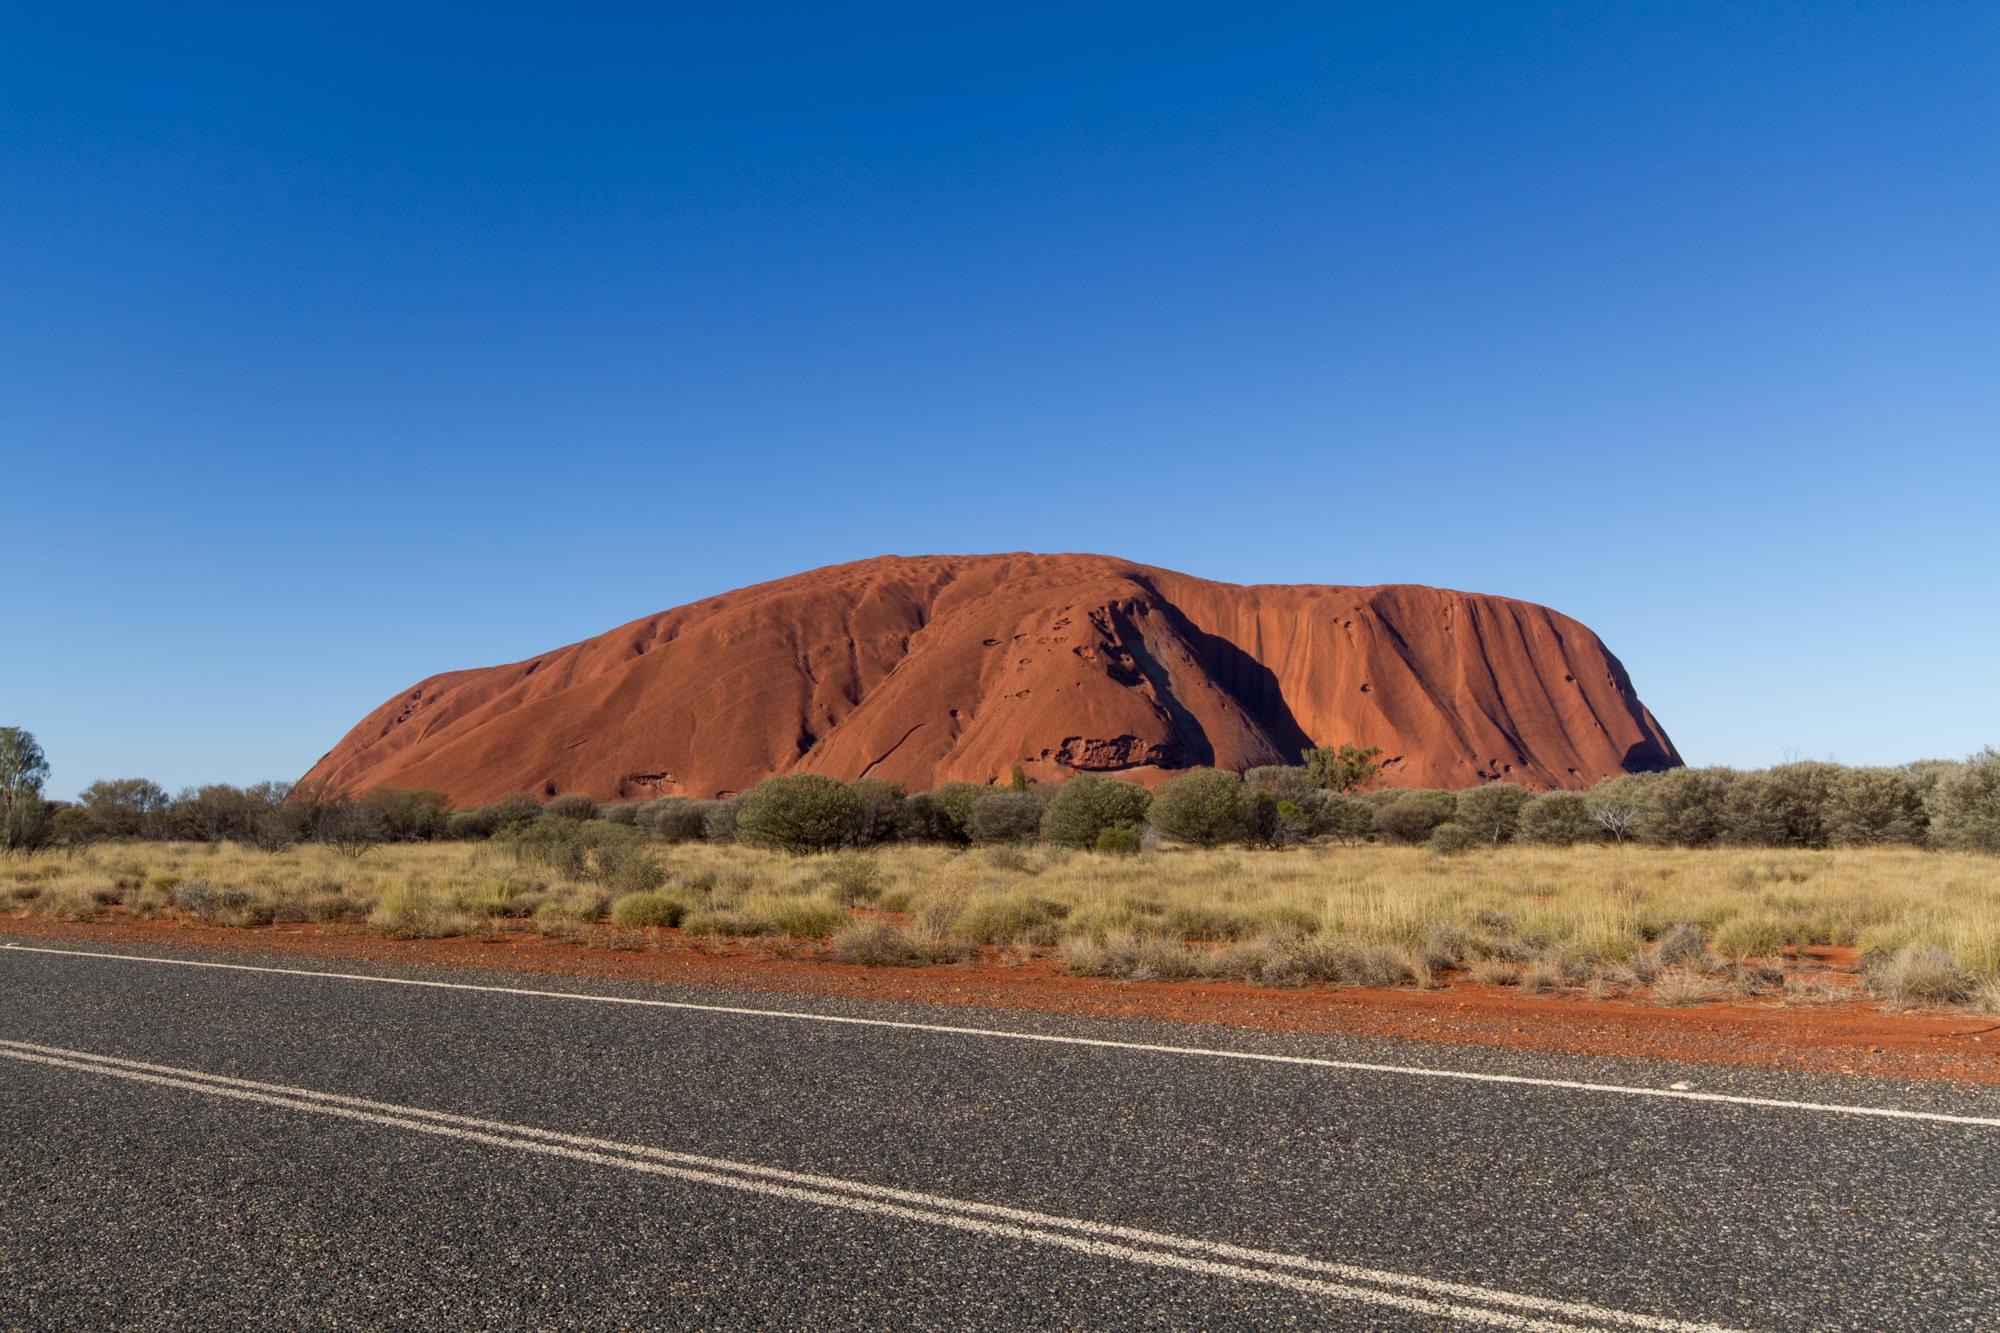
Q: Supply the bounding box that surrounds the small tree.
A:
[737,775,862,853]
[0,727,52,855]
[1040,774,1152,848]
[1147,769,1249,847]
[1303,744,1383,793]
[1588,798,1645,845]
[322,801,388,859]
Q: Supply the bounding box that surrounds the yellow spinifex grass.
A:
[5,840,1998,997]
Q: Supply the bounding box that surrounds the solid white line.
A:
[6,940,1998,1129]
[2,1039,1739,1333]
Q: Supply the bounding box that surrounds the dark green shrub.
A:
[1094,824,1142,855]
[1321,793,1377,844]
[1927,748,2000,852]
[1826,768,1928,845]
[694,798,740,843]
[848,779,906,846]
[925,783,987,843]
[1426,821,1478,854]
[737,775,862,853]
[1147,769,1249,847]
[1452,783,1531,846]
[1647,768,1732,846]
[1375,790,1456,844]
[1516,790,1596,845]
[1040,774,1151,848]
[544,793,599,822]
[967,791,1045,844]
[647,798,709,842]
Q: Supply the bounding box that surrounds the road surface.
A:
[4,935,1998,1329]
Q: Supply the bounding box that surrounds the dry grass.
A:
[5,841,1999,1009]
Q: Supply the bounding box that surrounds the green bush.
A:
[967,790,1045,844]
[646,798,709,842]
[824,853,881,903]
[1146,769,1248,847]
[1926,748,2000,852]
[1825,768,1928,845]
[544,793,599,821]
[1040,774,1151,848]
[1375,790,1456,844]
[1094,824,1142,855]
[609,891,687,928]
[1515,790,1596,845]
[1452,784,1531,846]
[737,775,863,853]
[1426,821,1478,854]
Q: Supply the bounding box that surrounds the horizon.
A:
[7,5,1997,798]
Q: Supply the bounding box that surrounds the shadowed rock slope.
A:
[301,554,1680,805]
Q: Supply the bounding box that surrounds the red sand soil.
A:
[10,915,1998,1086]
[298,553,1680,805]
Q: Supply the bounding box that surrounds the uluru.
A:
[301,553,1680,806]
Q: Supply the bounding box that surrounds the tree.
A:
[1147,769,1249,847]
[1303,744,1383,793]
[1039,774,1152,848]
[77,777,169,840]
[1588,797,1645,845]
[737,775,863,853]
[321,800,388,859]
[1927,748,2000,852]
[1453,783,1531,846]
[0,728,53,856]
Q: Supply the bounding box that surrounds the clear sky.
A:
[5,4,1996,798]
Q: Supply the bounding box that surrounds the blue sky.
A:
[5,4,1996,798]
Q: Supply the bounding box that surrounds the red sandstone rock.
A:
[300,553,1680,805]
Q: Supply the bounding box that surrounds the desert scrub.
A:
[370,886,479,940]
[609,891,689,928]
[753,894,847,938]
[831,919,946,966]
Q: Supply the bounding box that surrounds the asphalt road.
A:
[4,936,1998,1330]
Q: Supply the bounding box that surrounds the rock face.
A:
[300,553,1680,806]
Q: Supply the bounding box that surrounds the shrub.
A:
[893,793,960,844]
[371,886,476,939]
[1321,793,1377,844]
[967,791,1045,844]
[1094,824,1142,855]
[1375,790,1456,844]
[924,783,988,844]
[1927,748,2000,852]
[647,798,709,842]
[1647,768,1734,846]
[1146,769,1248,847]
[823,854,881,903]
[1651,968,1720,1007]
[737,775,863,853]
[609,891,687,928]
[1453,784,1531,846]
[1866,944,1975,1007]
[1040,774,1151,848]
[1516,791,1596,846]
[544,793,599,821]
[756,894,847,938]
[1426,821,1478,854]
[596,842,669,893]
[831,920,937,966]
[1825,768,1927,846]
[848,779,906,846]
[950,892,1059,945]
[695,798,740,843]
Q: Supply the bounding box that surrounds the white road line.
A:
[0,1036,1719,1333]
[6,940,1998,1129]
[2,1038,1739,1333]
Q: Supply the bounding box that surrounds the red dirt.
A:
[10,915,1998,1086]
[298,553,1680,805]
